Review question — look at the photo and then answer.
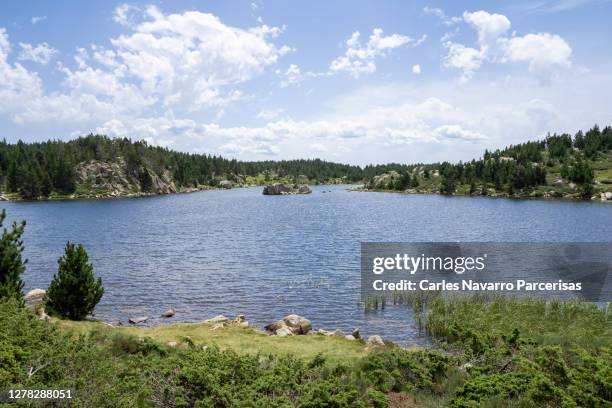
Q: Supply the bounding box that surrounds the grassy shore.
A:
[56,318,368,366]
[2,295,610,407]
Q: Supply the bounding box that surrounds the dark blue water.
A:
[2,185,611,345]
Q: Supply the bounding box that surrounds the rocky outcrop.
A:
[265,314,312,336]
[219,180,233,189]
[76,158,177,198]
[601,192,612,201]
[365,171,401,190]
[161,309,175,318]
[262,183,312,195]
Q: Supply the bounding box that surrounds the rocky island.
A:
[262,183,312,195]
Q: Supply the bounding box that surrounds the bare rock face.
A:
[366,171,401,190]
[262,183,312,195]
[75,158,178,198]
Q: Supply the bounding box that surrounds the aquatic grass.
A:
[418,294,612,350]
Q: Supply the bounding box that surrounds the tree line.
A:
[433,125,611,196]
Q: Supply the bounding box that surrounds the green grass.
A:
[55,318,368,365]
[419,294,612,350]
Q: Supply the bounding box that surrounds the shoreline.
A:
[349,186,612,204]
[0,182,360,203]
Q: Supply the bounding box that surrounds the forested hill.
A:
[2,125,611,200]
[367,124,612,200]
[0,135,414,199]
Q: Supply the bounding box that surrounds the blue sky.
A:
[1,0,611,165]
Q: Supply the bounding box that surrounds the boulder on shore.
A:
[265,314,312,336]
[203,315,229,324]
[366,335,385,348]
[161,309,175,318]
[128,316,149,324]
[24,289,46,310]
[262,183,312,195]
[283,314,312,335]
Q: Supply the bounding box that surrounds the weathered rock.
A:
[219,180,233,189]
[283,314,312,335]
[366,335,385,347]
[76,158,178,197]
[601,192,612,201]
[239,321,249,328]
[128,316,149,324]
[212,323,224,330]
[345,335,356,341]
[234,314,246,323]
[275,327,294,337]
[24,289,46,310]
[265,320,287,333]
[204,315,229,324]
[166,341,188,349]
[262,183,312,195]
[366,171,401,190]
[351,328,361,340]
[37,308,49,321]
[298,185,312,194]
[161,309,175,318]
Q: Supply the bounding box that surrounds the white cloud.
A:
[501,33,572,72]
[423,7,462,26]
[435,124,486,141]
[412,64,421,74]
[18,42,58,65]
[329,28,420,78]
[442,9,571,82]
[443,43,484,81]
[113,4,140,28]
[106,6,288,110]
[278,64,303,87]
[0,6,289,126]
[30,16,47,25]
[463,10,511,49]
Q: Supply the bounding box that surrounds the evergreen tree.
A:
[469,181,477,195]
[45,242,104,320]
[0,210,27,301]
[138,167,153,192]
[579,183,594,200]
[440,175,456,195]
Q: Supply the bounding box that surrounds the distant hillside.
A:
[365,125,612,201]
[0,135,356,199]
[2,126,611,201]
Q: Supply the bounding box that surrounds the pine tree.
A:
[45,242,104,320]
[0,210,27,301]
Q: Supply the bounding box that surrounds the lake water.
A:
[2,185,611,345]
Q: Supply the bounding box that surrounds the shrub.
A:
[45,242,104,320]
[0,210,27,301]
